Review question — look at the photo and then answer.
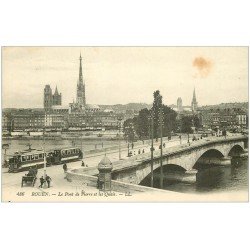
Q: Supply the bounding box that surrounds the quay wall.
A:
[66,169,167,194]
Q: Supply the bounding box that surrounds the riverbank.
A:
[2,136,123,141]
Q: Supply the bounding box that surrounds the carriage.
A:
[21,175,37,187]
[21,168,38,187]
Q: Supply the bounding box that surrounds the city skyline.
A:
[2,47,248,108]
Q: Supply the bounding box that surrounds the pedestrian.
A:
[27,167,35,176]
[132,143,134,149]
[46,175,52,188]
[142,149,145,153]
[163,143,166,148]
[34,165,38,176]
[86,164,88,168]
[138,149,141,154]
[39,176,45,188]
[81,161,85,167]
[63,163,67,173]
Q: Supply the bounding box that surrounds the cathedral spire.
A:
[76,53,86,107]
[192,87,196,102]
[79,53,83,84]
[54,85,59,95]
[191,87,198,113]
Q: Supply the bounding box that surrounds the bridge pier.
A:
[239,149,248,158]
[182,169,198,183]
[196,156,231,166]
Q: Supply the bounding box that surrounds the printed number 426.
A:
[16,192,25,196]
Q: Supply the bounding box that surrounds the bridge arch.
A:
[228,144,244,157]
[193,149,225,169]
[139,164,186,186]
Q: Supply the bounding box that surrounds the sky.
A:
[2,47,248,108]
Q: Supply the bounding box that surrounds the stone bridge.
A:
[111,135,248,185]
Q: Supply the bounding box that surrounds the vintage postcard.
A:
[1,47,248,202]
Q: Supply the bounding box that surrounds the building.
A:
[200,108,248,130]
[44,85,53,111]
[177,97,183,112]
[8,109,45,131]
[191,88,198,113]
[52,86,62,105]
[45,113,65,130]
[44,85,62,111]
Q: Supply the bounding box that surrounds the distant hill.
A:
[200,102,248,112]
[99,103,152,111]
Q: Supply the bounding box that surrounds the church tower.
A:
[177,97,183,112]
[76,54,86,107]
[44,85,53,111]
[52,86,62,105]
[191,87,198,113]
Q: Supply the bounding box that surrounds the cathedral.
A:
[44,85,62,111]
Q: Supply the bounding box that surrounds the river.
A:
[1,138,121,160]
[141,158,248,194]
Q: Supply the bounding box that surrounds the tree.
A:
[136,108,150,139]
[193,114,201,130]
[162,105,178,137]
[123,90,178,140]
[180,116,193,133]
[123,118,136,142]
[152,90,162,140]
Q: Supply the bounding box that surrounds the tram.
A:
[7,147,83,172]
[8,150,49,173]
[50,147,83,164]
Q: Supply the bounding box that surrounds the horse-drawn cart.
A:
[21,175,37,187]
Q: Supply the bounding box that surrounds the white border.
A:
[0,1,249,250]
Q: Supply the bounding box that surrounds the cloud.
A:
[193,57,212,78]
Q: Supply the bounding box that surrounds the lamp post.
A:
[43,127,47,188]
[118,117,122,160]
[150,109,154,188]
[159,105,163,189]
[2,143,9,167]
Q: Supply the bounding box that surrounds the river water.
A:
[141,158,248,194]
[1,138,121,162]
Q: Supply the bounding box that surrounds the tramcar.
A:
[8,150,49,173]
[8,147,83,172]
[50,147,83,164]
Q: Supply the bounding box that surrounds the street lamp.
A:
[150,109,154,188]
[43,127,47,188]
[2,143,9,167]
[118,117,122,160]
[159,104,163,189]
